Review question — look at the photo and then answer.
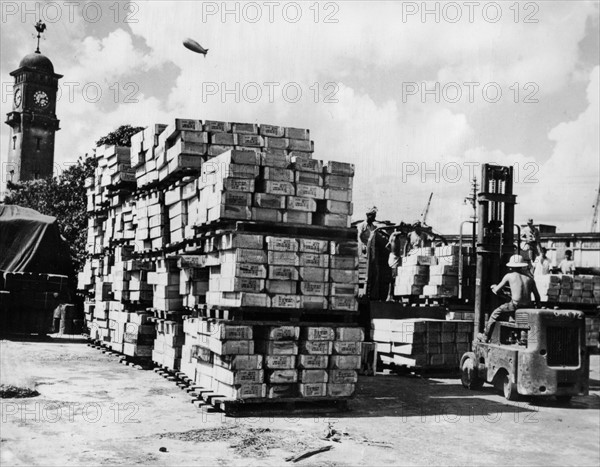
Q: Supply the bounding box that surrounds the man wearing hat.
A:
[520,218,541,262]
[478,254,541,343]
[358,206,378,254]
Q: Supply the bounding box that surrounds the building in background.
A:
[5,26,61,183]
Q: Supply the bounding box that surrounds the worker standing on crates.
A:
[386,227,407,301]
[358,207,378,254]
[521,218,542,262]
[477,254,541,343]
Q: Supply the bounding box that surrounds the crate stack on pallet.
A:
[394,246,474,299]
[535,274,600,305]
[81,144,158,359]
[585,316,600,348]
[202,233,359,313]
[147,257,191,370]
[372,318,473,370]
[80,118,361,400]
[180,317,364,404]
[196,148,353,228]
[86,245,156,357]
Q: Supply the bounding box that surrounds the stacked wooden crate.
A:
[585,316,600,348]
[535,274,600,305]
[86,246,156,357]
[180,318,364,400]
[196,148,354,228]
[81,117,361,393]
[130,123,167,188]
[134,190,165,252]
[372,318,473,370]
[153,319,185,370]
[394,246,474,299]
[202,234,359,313]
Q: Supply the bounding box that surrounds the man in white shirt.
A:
[521,218,541,262]
[559,250,576,274]
[358,207,378,254]
[533,247,551,276]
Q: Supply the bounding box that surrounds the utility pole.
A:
[464,177,479,260]
[591,185,600,233]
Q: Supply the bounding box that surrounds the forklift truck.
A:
[460,164,589,402]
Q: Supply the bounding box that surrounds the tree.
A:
[4,156,96,273]
[96,124,144,147]
[4,125,143,273]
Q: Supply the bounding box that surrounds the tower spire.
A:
[34,20,46,54]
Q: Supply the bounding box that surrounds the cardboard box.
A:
[299,383,326,397]
[268,266,299,281]
[266,236,298,252]
[264,355,296,369]
[256,340,299,355]
[254,193,286,209]
[282,211,312,225]
[295,184,325,199]
[271,294,301,308]
[265,280,297,294]
[297,355,329,369]
[286,196,317,212]
[303,326,335,341]
[260,181,295,196]
[300,340,333,355]
[251,207,282,222]
[299,369,328,383]
[267,369,297,384]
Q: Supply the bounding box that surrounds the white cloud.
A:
[520,66,600,231]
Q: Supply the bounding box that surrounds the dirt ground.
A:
[1,336,599,466]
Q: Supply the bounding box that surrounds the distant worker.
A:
[559,250,576,274]
[386,228,406,300]
[405,221,426,254]
[521,218,541,262]
[358,207,378,254]
[533,247,551,276]
[478,255,541,343]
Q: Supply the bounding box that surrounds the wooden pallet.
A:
[379,362,460,378]
[205,395,351,416]
[87,339,153,368]
[151,366,352,416]
[147,308,192,321]
[193,219,356,241]
[199,305,358,323]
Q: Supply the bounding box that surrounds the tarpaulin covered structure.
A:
[0,204,72,275]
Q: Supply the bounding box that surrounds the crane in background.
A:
[420,192,433,226]
[591,185,600,233]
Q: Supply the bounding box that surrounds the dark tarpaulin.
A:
[0,204,72,275]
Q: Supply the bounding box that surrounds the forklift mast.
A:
[474,164,517,334]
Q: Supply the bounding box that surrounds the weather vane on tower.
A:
[34,20,46,54]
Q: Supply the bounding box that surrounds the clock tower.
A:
[5,21,62,182]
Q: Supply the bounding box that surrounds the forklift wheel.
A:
[460,353,483,390]
[502,374,519,401]
[555,395,572,404]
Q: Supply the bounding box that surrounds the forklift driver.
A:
[478,254,541,343]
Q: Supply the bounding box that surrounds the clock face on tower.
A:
[14,88,22,108]
[33,90,49,108]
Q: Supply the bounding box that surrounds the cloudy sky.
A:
[1,1,598,233]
